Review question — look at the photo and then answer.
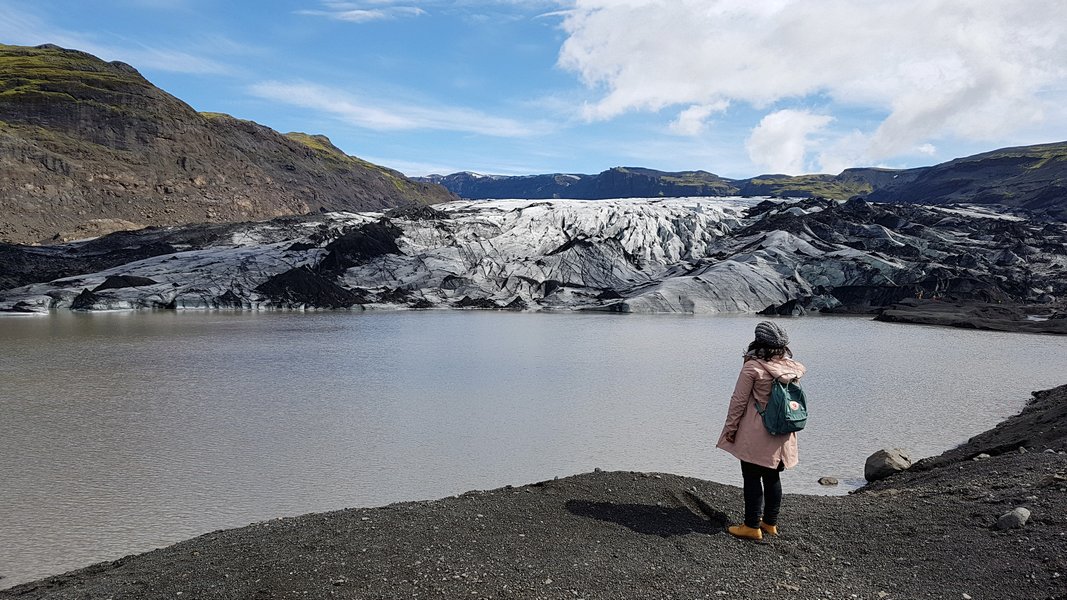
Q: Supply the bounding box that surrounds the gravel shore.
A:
[874,299,1067,335]
[4,386,1066,600]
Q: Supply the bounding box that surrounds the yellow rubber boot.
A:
[727,524,763,540]
[759,521,778,536]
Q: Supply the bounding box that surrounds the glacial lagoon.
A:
[1,310,1065,587]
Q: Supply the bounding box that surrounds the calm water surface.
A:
[1,311,1065,587]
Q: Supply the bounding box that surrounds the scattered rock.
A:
[1039,474,1067,487]
[864,448,912,482]
[973,453,992,461]
[70,288,104,310]
[994,507,1031,530]
[818,477,839,486]
[453,296,502,309]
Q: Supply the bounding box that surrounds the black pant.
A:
[740,460,784,528]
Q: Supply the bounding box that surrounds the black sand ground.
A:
[4,386,1067,600]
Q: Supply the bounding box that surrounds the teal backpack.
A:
[754,362,808,435]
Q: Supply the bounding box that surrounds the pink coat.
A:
[716,355,807,469]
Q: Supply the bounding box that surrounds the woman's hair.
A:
[747,340,793,360]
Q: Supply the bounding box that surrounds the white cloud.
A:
[299,1,428,22]
[300,1,570,23]
[249,80,538,137]
[558,0,1067,166]
[745,109,832,174]
[814,130,876,175]
[668,101,729,136]
[0,2,235,75]
[917,143,937,156]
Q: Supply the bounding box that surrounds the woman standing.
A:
[716,321,806,541]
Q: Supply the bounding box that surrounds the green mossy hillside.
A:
[740,174,872,200]
[0,43,149,96]
[0,43,187,125]
[0,43,453,244]
[286,131,413,191]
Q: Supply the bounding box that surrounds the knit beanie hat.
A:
[754,321,789,347]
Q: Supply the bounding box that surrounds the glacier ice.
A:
[1,196,1064,314]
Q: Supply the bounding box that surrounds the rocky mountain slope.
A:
[3,384,1066,599]
[0,44,454,244]
[2,197,1065,323]
[417,168,888,201]
[867,142,1067,216]
[419,143,1067,219]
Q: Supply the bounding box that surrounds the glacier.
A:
[1,196,1064,315]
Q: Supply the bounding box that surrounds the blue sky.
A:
[1,1,1065,178]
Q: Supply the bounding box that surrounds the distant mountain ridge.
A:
[0,43,454,244]
[418,168,739,200]
[866,142,1067,212]
[418,143,1067,219]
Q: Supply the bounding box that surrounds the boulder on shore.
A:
[994,507,1031,530]
[864,448,912,482]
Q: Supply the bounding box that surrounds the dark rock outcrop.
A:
[69,288,103,311]
[254,266,366,308]
[316,220,403,276]
[92,275,157,292]
[453,296,503,309]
